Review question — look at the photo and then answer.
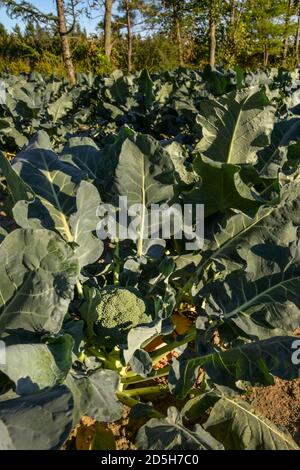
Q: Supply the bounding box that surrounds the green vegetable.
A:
[94,287,150,348]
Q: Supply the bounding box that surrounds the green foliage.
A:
[0,68,300,450]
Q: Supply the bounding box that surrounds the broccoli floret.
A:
[94,287,150,347]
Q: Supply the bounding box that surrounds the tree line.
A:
[0,0,300,81]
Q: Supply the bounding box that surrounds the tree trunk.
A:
[282,0,292,67]
[296,6,300,64]
[125,0,133,73]
[209,18,216,67]
[56,0,76,84]
[230,0,236,27]
[172,0,184,66]
[104,0,114,59]
[263,44,269,67]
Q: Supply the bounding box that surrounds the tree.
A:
[115,0,149,72]
[295,0,300,63]
[56,0,76,83]
[282,0,293,66]
[124,0,133,72]
[162,0,184,66]
[104,0,114,58]
[89,0,115,59]
[0,0,80,83]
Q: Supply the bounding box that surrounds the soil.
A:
[65,408,137,451]
[248,378,300,445]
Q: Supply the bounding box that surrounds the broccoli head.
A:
[94,286,150,348]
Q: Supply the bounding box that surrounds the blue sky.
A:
[0,0,102,34]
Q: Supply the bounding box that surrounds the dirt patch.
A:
[65,408,136,451]
[106,407,136,450]
[248,377,300,445]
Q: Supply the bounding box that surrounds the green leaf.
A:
[169,337,300,399]
[196,87,275,165]
[136,407,223,450]
[0,386,73,450]
[258,118,300,178]
[0,335,73,396]
[205,395,299,450]
[65,369,123,424]
[113,133,175,255]
[48,93,73,124]
[0,229,80,334]
[184,155,261,217]
[201,245,300,338]
[12,134,85,242]
[61,137,104,181]
[190,176,300,293]
[0,151,34,208]
[69,181,104,267]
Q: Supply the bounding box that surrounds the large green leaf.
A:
[258,118,300,178]
[188,176,300,295]
[61,137,104,180]
[65,369,123,424]
[0,386,73,450]
[201,243,300,338]
[12,134,85,242]
[169,336,300,399]
[0,229,79,334]
[205,395,299,450]
[195,87,275,165]
[48,93,73,124]
[69,180,104,267]
[136,407,223,450]
[183,155,261,217]
[113,132,175,255]
[0,151,34,207]
[0,335,73,395]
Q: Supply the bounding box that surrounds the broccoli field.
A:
[1,67,300,450]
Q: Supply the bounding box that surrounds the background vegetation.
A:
[0,0,300,80]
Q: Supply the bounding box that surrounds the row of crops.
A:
[0,66,300,450]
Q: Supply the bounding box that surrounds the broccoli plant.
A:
[1,69,300,450]
[94,287,150,348]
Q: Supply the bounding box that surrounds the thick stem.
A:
[76,280,83,299]
[118,385,167,398]
[150,328,196,365]
[113,240,120,286]
[121,366,170,385]
[116,393,140,408]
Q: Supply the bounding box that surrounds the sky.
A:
[0,0,102,34]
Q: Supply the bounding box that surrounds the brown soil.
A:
[106,407,137,450]
[248,378,300,445]
[65,408,136,451]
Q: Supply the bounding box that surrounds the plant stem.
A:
[118,384,168,399]
[150,328,196,365]
[86,346,107,363]
[121,366,170,385]
[76,281,83,299]
[113,239,120,286]
[116,393,140,408]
